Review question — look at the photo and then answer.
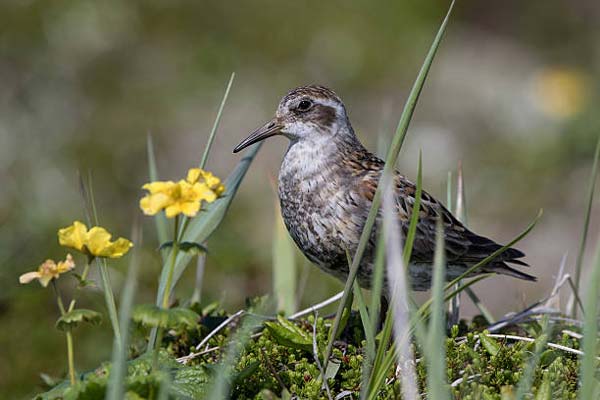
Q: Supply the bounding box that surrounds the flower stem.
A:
[67,258,92,313]
[52,281,76,385]
[154,216,180,362]
[98,258,122,350]
[161,215,180,309]
[65,332,76,385]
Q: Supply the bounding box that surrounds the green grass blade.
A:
[154,143,263,308]
[402,152,423,265]
[147,134,169,246]
[447,168,460,327]
[367,151,423,398]
[571,136,600,317]
[368,234,386,335]
[353,281,375,361]
[578,240,600,400]
[323,0,454,375]
[454,163,494,324]
[78,173,122,346]
[188,73,235,305]
[383,185,419,400]
[426,219,450,400]
[464,286,495,323]
[455,160,467,224]
[361,233,385,396]
[200,72,235,169]
[273,207,297,315]
[106,223,141,400]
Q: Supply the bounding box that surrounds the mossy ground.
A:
[34,301,584,400]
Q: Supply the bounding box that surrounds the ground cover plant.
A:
[20,3,600,399]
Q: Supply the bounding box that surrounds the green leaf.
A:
[159,241,208,255]
[479,331,500,357]
[72,273,96,289]
[324,361,340,381]
[179,242,208,255]
[264,315,312,351]
[158,241,174,251]
[132,304,199,329]
[55,309,102,331]
[171,365,210,399]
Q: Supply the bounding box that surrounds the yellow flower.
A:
[139,181,179,215]
[19,254,75,287]
[187,168,225,196]
[140,168,225,218]
[58,221,133,258]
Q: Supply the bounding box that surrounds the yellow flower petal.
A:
[58,221,88,252]
[102,238,133,258]
[140,192,172,215]
[186,168,202,184]
[86,227,113,257]
[165,203,183,218]
[56,254,76,273]
[180,201,201,217]
[194,183,217,203]
[140,169,225,218]
[202,171,223,191]
[142,181,176,194]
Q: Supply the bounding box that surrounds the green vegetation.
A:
[7,1,600,399]
[34,310,586,399]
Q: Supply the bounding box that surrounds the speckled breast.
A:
[277,139,374,284]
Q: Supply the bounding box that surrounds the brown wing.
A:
[354,156,533,280]
[392,173,533,280]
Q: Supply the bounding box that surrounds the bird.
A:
[233,85,535,291]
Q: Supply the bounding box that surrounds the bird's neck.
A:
[279,126,367,182]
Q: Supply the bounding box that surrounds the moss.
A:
[34,308,586,399]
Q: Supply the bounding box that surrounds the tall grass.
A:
[322,0,456,372]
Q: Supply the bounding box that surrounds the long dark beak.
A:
[233,119,282,153]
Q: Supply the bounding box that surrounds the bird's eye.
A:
[297,100,312,111]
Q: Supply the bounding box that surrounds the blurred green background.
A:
[1,1,599,397]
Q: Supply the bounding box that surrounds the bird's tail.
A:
[493,262,537,282]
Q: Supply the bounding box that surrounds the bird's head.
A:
[233,85,351,153]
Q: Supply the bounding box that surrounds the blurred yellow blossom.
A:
[19,254,75,287]
[58,221,133,258]
[140,168,224,218]
[533,66,588,119]
[186,168,225,196]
